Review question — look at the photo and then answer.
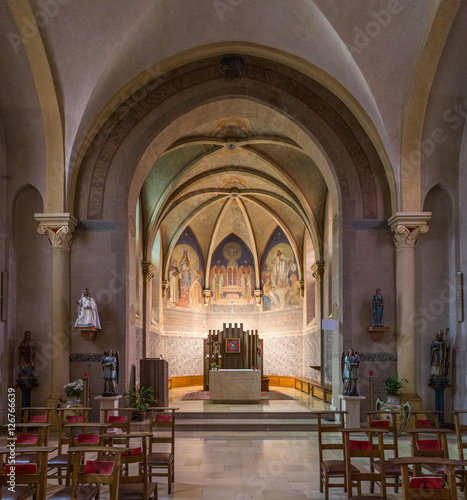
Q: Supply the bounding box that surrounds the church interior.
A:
[1,1,467,498]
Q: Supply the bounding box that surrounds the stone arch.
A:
[74,55,393,228]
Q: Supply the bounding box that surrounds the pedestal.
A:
[428,379,451,426]
[95,395,122,430]
[339,395,366,428]
[366,326,390,342]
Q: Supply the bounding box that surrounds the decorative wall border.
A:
[75,220,118,232]
[70,353,103,362]
[359,352,397,362]
[351,219,389,231]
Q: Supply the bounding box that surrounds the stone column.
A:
[388,213,431,400]
[311,261,325,382]
[35,214,77,405]
[142,261,155,358]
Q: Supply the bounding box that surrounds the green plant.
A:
[125,385,155,413]
[384,375,408,395]
[211,362,219,370]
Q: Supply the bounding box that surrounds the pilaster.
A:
[35,213,77,417]
[388,212,431,402]
[142,261,156,357]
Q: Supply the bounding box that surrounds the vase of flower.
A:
[58,379,84,422]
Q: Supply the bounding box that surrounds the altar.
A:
[209,369,261,403]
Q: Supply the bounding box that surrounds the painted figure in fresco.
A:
[262,273,279,308]
[342,348,360,396]
[189,270,203,311]
[102,349,119,396]
[288,259,298,288]
[272,249,288,288]
[179,249,195,293]
[211,265,225,302]
[430,329,450,379]
[240,266,253,303]
[74,288,101,330]
[372,288,384,327]
[168,259,180,304]
[18,330,36,377]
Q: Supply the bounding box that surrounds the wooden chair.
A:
[21,406,55,425]
[392,457,462,499]
[0,446,55,500]
[342,427,388,499]
[48,407,93,484]
[411,410,442,430]
[48,422,109,485]
[452,410,467,490]
[403,427,465,485]
[101,408,132,441]
[116,433,158,500]
[366,411,402,494]
[314,410,356,500]
[48,446,126,500]
[147,407,178,494]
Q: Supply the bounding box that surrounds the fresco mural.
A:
[261,227,301,311]
[167,227,204,312]
[210,234,255,313]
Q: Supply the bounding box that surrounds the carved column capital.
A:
[142,261,156,284]
[311,261,325,284]
[161,281,169,298]
[202,289,211,307]
[254,289,262,306]
[388,212,431,249]
[35,213,77,249]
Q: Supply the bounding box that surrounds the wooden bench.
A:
[267,375,332,403]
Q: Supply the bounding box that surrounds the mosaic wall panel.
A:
[150,330,165,359]
[263,335,303,377]
[165,336,204,377]
[166,226,204,312]
[302,330,320,379]
[209,233,255,313]
[261,227,302,311]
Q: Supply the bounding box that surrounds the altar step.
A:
[174,411,318,432]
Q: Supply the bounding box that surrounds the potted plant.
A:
[211,362,219,370]
[384,375,408,400]
[376,375,412,433]
[125,385,156,420]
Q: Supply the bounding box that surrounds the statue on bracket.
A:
[102,349,119,397]
[372,288,384,327]
[74,288,101,340]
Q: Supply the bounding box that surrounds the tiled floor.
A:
[3,386,465,499]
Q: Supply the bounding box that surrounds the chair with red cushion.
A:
[147,407,178,494]
[0,446,55,500]
[366,410,402,494]
[342,427,388,499]
[48,446,125,500]
[392,457,461,499]
[117,434,158,500]
[314,410,357,500]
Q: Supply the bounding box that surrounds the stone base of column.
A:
[400,392,423,428]
[339,395,366,428]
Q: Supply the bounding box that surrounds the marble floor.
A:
[4,386,465,499]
